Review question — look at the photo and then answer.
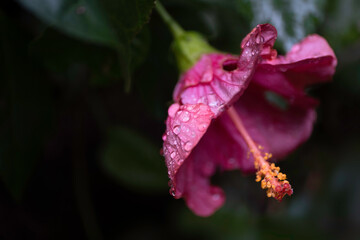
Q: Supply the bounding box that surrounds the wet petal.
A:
[163,103,214,188]
[257,34,337,89]
[173,24,278,116]
[174,116,248,216]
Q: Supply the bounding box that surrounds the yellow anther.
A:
[261,180,267,189]
[226,106,293,201]
[278,173,287,181]
[255,175,261,182]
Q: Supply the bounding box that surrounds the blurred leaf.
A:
[101,0,155,38]
[323,0,360,53]
[100,0,156,91]
[101,126,167,193]
[29,28,121,86]
[18,0,155,89]
[179,206,259,240]
[16,0,119,48]
[248,0,326,51]
[0,12,53,200]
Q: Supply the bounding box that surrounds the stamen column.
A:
[227,107,293,200]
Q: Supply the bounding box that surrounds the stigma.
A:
[227,107,293,201]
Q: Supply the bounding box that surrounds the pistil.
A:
[227,106,293,200]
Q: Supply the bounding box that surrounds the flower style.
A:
[162,24,337,216]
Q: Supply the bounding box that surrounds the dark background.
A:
[0,0,359,239]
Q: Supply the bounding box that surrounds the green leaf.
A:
[101,126,168,193]
[29,28,121,86]
[18,0,155,89]
[100,0,156,91]
[101,0,155,38]
[17,0,119,48]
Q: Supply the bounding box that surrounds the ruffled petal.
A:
[174,116,249,216]
[173,24,278,116]
[225,34,337,160]
[257,34,337,89]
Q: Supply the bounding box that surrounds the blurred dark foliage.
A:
[0,0,359,239]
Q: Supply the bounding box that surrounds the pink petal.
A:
[174,116,249,216]
[163,103,214,191]
[173,24,278,116]
[230,85,317,160]
[258,34,337,88]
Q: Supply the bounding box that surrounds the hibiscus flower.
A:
[161,22,336,216]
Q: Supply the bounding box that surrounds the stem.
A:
[155,1,184,38]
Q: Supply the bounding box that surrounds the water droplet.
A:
[251,50,256,56]
[170,152,176,159]
[212,193,220,201]
[292,44,300,52]
[173,125,181,134]
[168,103,180,118]
[170,189,176,197]
[198,123,207,131]
[184,142,192,151]
[255,35,264,44]
[162,134,167,141]
[187,105,195,111]
[180,111,190,122]
[279,67,287,72]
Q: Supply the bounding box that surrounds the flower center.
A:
[222,59,238,72]
[227,107,293,200]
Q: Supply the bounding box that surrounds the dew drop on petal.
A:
[162,134,167,141]
[173,125,181,134]
[187,105,195,111]
[255,35,264,44]
[292,44,300,52]
[180,111,190,122]
[170,152,176,159]
[184,142,192,151]
[198,123,207,131]
[212,193,220,201]
[170,189,176,197]
[168,103,180,118]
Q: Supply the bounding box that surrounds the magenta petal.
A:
[173,24,278,116]
[231,85,317,160]
[163,103,214,189]
[257,34,337,89]
[162,24,337,216]
[174,117,249,216]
